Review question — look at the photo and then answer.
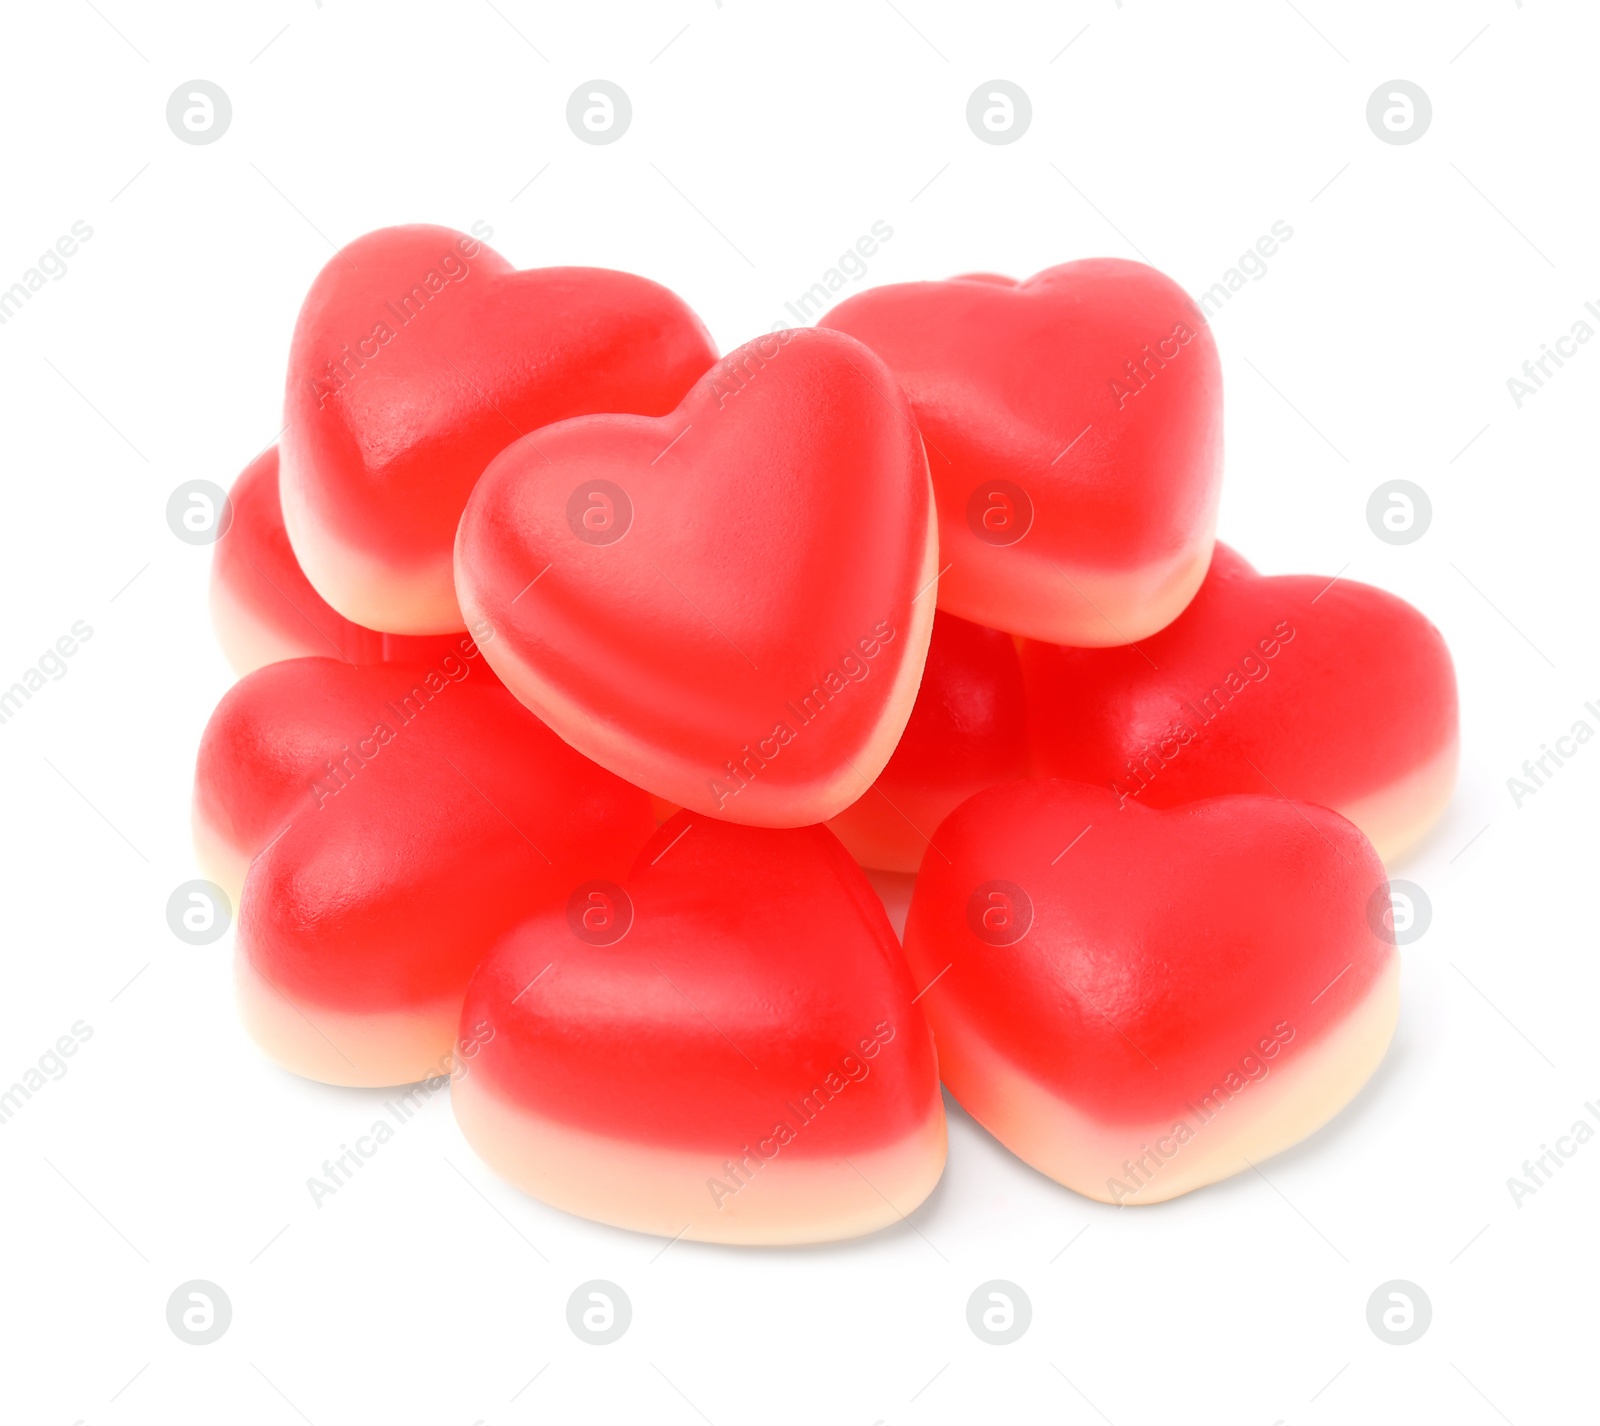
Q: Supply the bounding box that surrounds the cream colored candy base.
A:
[453,1072,948,1244]
[935,957,1399,1205]
[236,953,462,1088]
[208,569,327,677]
[192,807,253,908]
[952,528,1216,647]
[1338,740,1459,865]
[280,475,464,636]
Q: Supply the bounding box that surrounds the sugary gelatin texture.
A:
[827,610,1028,873]
[455,326,938,828]
[454,815,947,1244]
[823,259,1222,646]
[209,446,468,674]
[902,780,1398,1205]
[1022,543,1459,863]
[280,224,718,635]
[193,656,654,1087]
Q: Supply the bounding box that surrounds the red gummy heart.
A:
[280,224,716,635]
[1022,543,1458,862]
[455,326,937,827]
[210,446,471,674]
[826,609,1027,873]
[454,814,946,1243]
[823,260,1222,646]
[903,780,1397,1204]
[193,656,653,1086]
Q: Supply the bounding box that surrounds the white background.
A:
[0,2,1594,1422]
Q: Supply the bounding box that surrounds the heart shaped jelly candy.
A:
[824,260,1222,646]
[903,779,1397,1204]
[455,326,937,827]
[210,446,471,674]
[453,814,946,1243]
[1022,543,1457,862]
[194,656,652,1086]
[827,610,1027,873]
[280,224,717,634]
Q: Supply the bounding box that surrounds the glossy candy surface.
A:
[193,656,653,1086]
[903,780,1398,1204]
[454,814,946,1243]
[455,326,938,827]
[827,610,1028,872]
[1022,543,1458,862]
[280,225,717,634]
[823,259,1222,646]
[209,446,467,674]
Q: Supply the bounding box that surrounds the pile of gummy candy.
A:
[193,225,1456,1242]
